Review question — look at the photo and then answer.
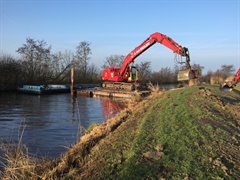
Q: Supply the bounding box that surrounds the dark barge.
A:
[18,85,70,95]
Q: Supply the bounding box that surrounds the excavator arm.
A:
[119,32,191,77]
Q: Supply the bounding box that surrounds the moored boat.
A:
[18,85,70,95]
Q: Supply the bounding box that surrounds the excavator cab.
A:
[127,66,138,82]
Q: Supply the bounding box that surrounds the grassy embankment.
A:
[235,83,240,91]
[1,85,240,179]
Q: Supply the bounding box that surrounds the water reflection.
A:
[0,93,125,158]
[100,97,126,119]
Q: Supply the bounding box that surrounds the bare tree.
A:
[62,50,74,68]
[51,50,74,83]
[191,63,204,79]
[0,54,22,90]
[151,67,177,84]
[136,61,151,82]
[87,64,100,83]
[220,64,235,78]
[17,38,52,84]
[51,52,63,77]
[74,41,92,80]
[102,55,125,69]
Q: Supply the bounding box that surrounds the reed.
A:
[147,82,160,93]
[0,119,42,179]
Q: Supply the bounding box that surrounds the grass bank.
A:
[235,83,240,91]
[1,85,240,179]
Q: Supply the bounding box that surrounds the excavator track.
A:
[102,82,140,91]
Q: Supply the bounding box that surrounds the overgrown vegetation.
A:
[1,85,239,179]
[235,83,240,91]
[0,55,22,91]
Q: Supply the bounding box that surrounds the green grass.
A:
[235,83,240,91]
[118,87,223,179]
[96,86,240,179]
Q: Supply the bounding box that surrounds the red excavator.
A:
[221,68,240,89]
[102,32,198,90]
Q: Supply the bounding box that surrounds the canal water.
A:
[0,92,125,159]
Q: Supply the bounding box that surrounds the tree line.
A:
[0,38,99,90]
[0,38,237,91]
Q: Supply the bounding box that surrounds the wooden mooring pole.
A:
[70,64,74,96]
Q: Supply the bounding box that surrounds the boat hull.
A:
[18,85,70,95]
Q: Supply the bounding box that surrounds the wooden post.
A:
[70,64,74,96]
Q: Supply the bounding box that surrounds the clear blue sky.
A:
[0,0,239,73]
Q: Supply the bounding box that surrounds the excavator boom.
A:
[119,32,191,78]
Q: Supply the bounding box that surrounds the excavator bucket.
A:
[177,69,196,81]
[221,84,233,91]
[220,75,236,90]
